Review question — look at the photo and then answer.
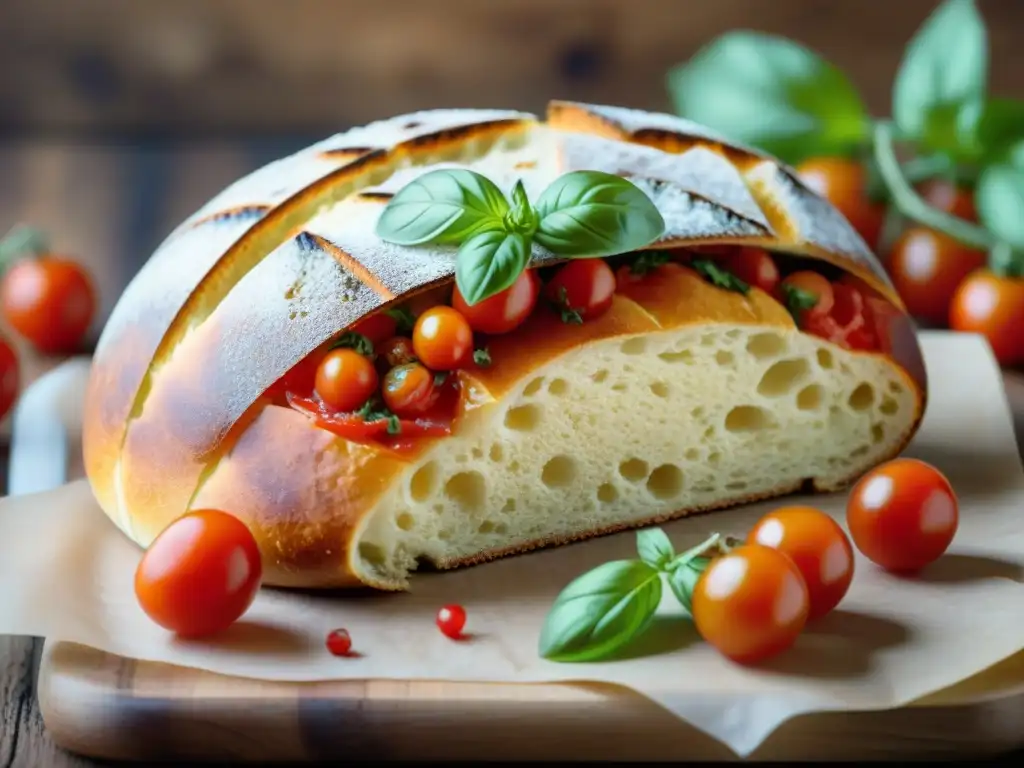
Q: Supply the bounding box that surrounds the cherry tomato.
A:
[917,179,976,222]
[720,248,780,294]
[887,227,986,326]
[748,506,854,620]
[315,348,379,412]
[379,336,417,368]
[545,259,616,322]
[436,604,467,639]
[412,306,473,370]
[846,458,959,573]
[0,256,96,354]
[326,628,353,656]
[949,270,1024,366]
[796,157,885,250]
[802,282,877,351]
[135,509,262,638]
[453,269,540,335]
[780,271,835,317]
[0,334,19,421]
[351,311,398,345]
[692,544,809,664]
[382,362,437,418]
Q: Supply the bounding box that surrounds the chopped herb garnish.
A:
[355,397,402,434]
[691,259,750,295]
[331,331,375,357]
[630,251,672,276]
[780,284,819,321]
[385,306,417,335]
[473,347,492,367]
[553,286,583,325]
[434,371,449,386]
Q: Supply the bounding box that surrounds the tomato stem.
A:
[872,122,994,252]
[0,224,48,269]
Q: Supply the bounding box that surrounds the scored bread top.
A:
[83,100,927,543]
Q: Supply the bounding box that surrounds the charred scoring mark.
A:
[318,146,377,161]
[192,205,271,228]
[293,232,394,301]
[356,191,394,203]
[395,118,533,152]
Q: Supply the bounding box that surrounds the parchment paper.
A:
[3,333,1024,758]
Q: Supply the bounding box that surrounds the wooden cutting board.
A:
[24,363,1024,762]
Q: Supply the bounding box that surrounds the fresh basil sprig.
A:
[538,529,732,663]
[691,259,749,295]
[376,169,665,306]
[781,284,819,321]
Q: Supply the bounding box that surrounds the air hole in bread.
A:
[703,425,716,439]
[758,358,810,397]
[471,447,483,459]
[542,455,578,488]
[409,462,440,502]
[621,337,647,356]
[691,406,706,419]
[880,396,899,415]
[501,499,516,513]
[523,377,545,396]
[489,443,504,462]
[816,348,834,369]
[708,451,722,465]
[547,378,570,396]
[478,520,496,533]
[848,383,875,411]
[700,334,716,347]
[649,381,670,398]
[597,482,619,503]
[851,446,870,458]
[726,481,747,491]
[647,464,684,499]
[747,332,787,359]
[444,471,486,510]
[888,380,904,394]
[396,513,415,531]
[684,448,700,461]
[619,458,649,482]
[505,403,542,431]
[592,369,609,383]
[725,405,773,432]
[659,350,694,364]
[611,382,628,392]
[796,384,825,411]
[715,350,735,366]
[359,542,388,566]
[872,424,885,444]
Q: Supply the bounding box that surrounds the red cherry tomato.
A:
[846,458,959,573]
[412,306,474,370]
[0,334,19,421]
[780,271,835,317]
[801,282,877,351]
[692,544,809,664]
[351,312,398,345]
[315,348,379,412]
[720,248,780,294]
[795,157,885,250]
[379,336,417,368]
[382,362,437,418]
[436,604,467,639]
[135,509,262,638]
[453,269,540,335]
[949,270,1024,367]
[748,506,854,620]
[917,179,977,222]
[326,628,353,656]
[0,256,96,354]
[545,259,616,322]
[887,227,986,326]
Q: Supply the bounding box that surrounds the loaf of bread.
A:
[83,101,927,590]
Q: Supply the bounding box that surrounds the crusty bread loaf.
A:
[82,101,927,590]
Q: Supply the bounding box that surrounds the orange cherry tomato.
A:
[780,271,835,317]
[949,270,1024,367]
[887,227,986,326]
[917,179,977,222]
[453,269,540,335]
[692,544,809,664]
[412,306,474,371]
[382,362,437,418]
[796,157,885,250]
[135,509,263,638]
[0,333,19,421]
[379,336,417,368]
[544,259,616,322]
[0,256,96,354]
[846,458,958,574]
[748,506,854,620]
[351,311,398,345]
[719,248,780,294]
[314,348,379,412]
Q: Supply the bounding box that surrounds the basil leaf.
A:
[976,160,1024,250]
[375,169,509,246]
[331,331,374,357]
[691,259,750,295]
[977,98,1024,162]
[636,529,674,570]
[384,306,417,335]
[781,284,820,321]
[539,560,663,662]
[667,562,703,615]
[630,251,672,276]
[892,0,987,152]
[508,180,539,235]
[454,229,531,306]
[533,171,665,258]
[473,347,492,368]
[667,32,868,165]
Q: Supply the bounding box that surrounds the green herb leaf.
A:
[473,347,492,368]
[666,32,869,165]
[977,98,1024,162]
[781,283,819,320]
[507,180,539,235]
[976,157,1024,251]
[385,306,417,335]
[667,561,704,615]
[630,251,672,276]
[355,398,402,434]
[636,529,675,570]
[433,371,448,386]
[552,286,584,325]
[538,560,663,663]
[331,331,375,357]
[892,0,987,155]
[454,229,532,306]
[691,259,750,295]
[375,169,509,246]
[533,171,665,258]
